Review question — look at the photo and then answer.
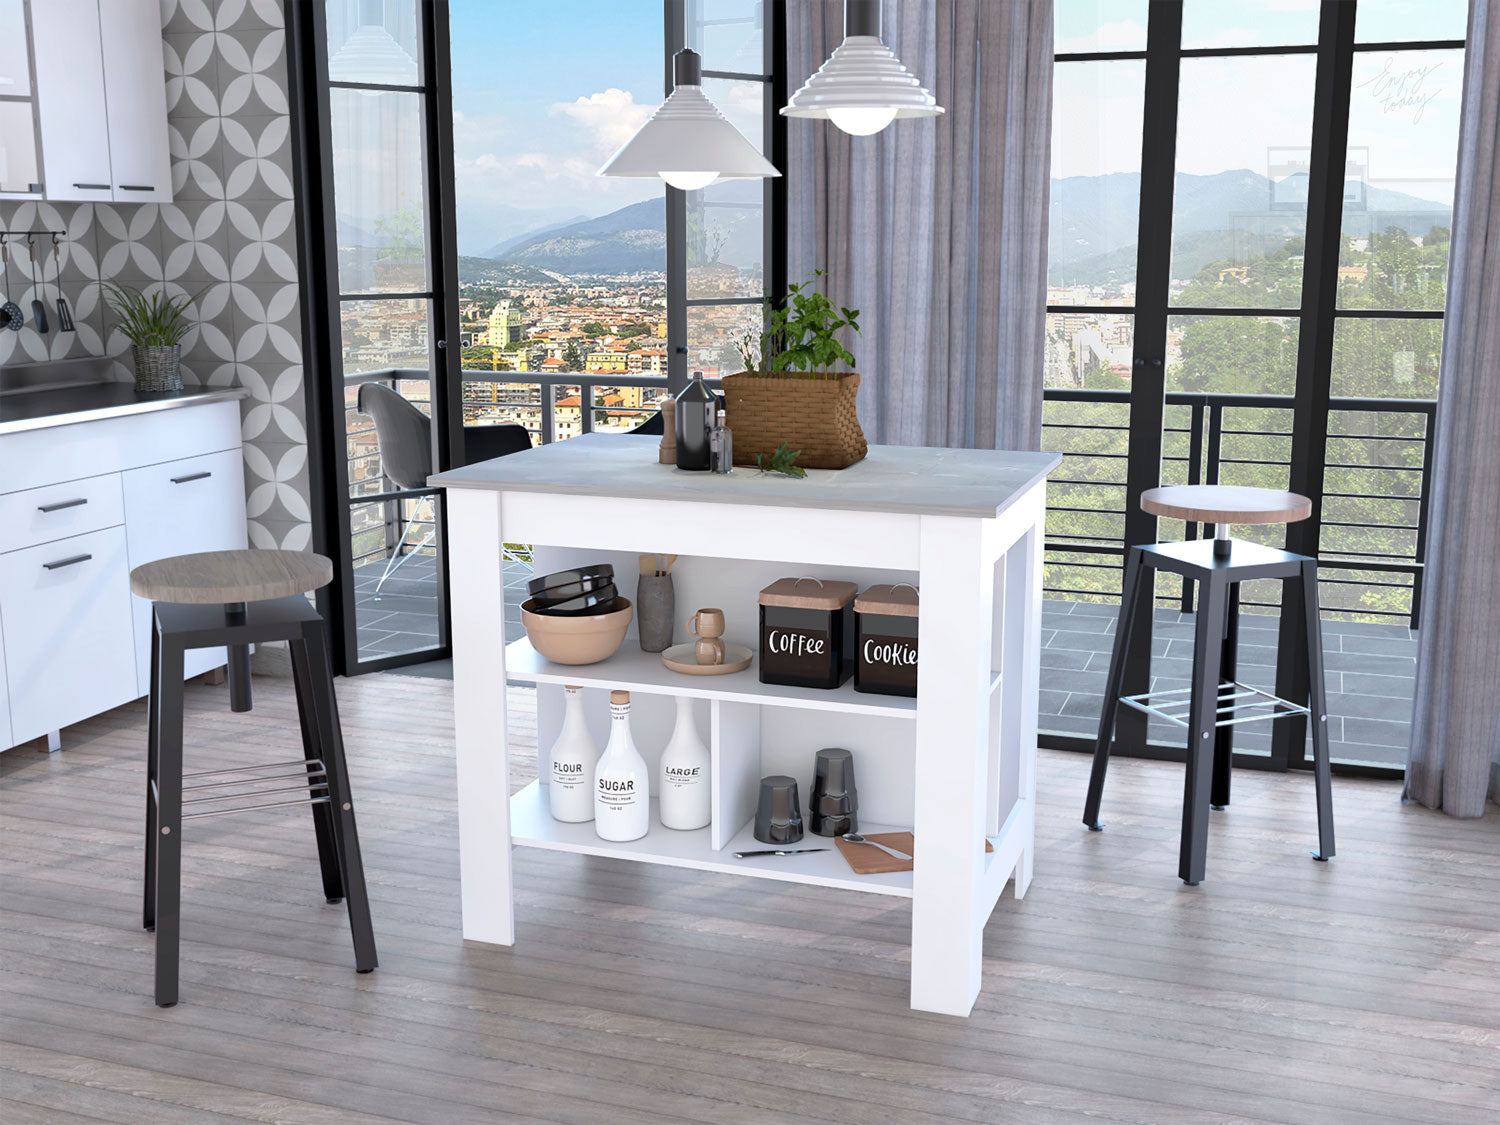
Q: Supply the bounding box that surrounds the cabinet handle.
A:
[117,184,155,192]
[73,183,110,190]
[170,471,212,484]
[38,497,88,513]
[43,553,92,571]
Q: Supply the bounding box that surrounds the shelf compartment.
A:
[509,781,914,898]
[506,637,916,719]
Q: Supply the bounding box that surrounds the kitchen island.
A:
[432,433,1059,1016]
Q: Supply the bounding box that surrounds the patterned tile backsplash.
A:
[0,0,309,553]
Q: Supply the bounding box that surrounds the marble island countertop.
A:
[431,432,1061,519]
[0,381,247,436]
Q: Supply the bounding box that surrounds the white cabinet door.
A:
[98,0,171,203]
[0,598,12,748]
[30,0,113,203]
[123,448,248,695]
[0,526,138,746]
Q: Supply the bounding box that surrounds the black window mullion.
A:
[665,0,687,394]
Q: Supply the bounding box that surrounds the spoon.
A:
[842,833,912,861]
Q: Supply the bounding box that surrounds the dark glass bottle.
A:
[674,372,715,471]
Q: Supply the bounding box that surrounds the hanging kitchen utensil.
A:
[52,234,73,333]
[0,238,23,332]
[27,236,48,335]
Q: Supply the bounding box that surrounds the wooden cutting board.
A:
[834,832,992,875]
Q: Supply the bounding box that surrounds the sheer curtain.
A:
[785,0,1053,451]
[1405,0,1500,817]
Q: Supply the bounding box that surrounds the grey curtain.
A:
[1405,0,1500,817]
[786,0,1052,451]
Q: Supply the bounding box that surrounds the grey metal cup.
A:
[753,775,804,844]
[636,573,675,652]
[809,747,858,836]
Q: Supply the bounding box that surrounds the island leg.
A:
[911,515,994,1016]
[446,488,515,944]
[1002,507,1044,899]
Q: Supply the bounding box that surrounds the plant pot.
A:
[721,370,867,470]
[131,344,183,393]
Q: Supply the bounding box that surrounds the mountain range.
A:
[465,168,1450,284]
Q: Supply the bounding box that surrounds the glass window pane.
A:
[327,0,422,86]
[1166,315,1300,395]
[1045,312,1134,389]
[1338,50,1461,312]
[1180,0,1319,50]
[1053,0,1148,52]
[1170,56,1316,307]
[1049,60,1145,297]
[461,375,543,443]
[687,301,761,378]
[686,0,764,73]
[702,76,764,153]
[1356,0,1469,43]
[350,496,442,660]
[341,297,431,377]
[331,90,429,294]
[688,180,764,298]
[1329,316,1442,399]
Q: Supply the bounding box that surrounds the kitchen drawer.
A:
[124,447,248,694]
[0,525,138,746]
[0,471,124,555]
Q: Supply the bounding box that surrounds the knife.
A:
[733,848,829,858]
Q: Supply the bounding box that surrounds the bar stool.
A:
[130,549,377,1007]
[1081,485,1335,885]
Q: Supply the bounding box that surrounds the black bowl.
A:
[531,579,619,610]
[531,587,621,616]
[528,564,615,602]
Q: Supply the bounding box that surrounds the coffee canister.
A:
[853,584,918,696]
[757,577,857,689]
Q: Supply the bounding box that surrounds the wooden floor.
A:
[2,671,1498,1124]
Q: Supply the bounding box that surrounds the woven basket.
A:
[132,344,183,393]
[722,370,867,470]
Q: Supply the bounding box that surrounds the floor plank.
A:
[1,670,1497,1124]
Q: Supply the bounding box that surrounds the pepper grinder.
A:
[675,372,715,471]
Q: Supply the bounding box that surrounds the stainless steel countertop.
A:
[0,383,248,436]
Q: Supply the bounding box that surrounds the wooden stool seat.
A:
[130,549,333,604]
[1141,485,1312,526]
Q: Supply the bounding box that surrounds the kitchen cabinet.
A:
[31,0,171,203]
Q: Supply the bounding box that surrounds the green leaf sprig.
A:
[754,443,806,478]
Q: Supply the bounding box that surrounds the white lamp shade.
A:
[781,35,944,128]
[599,85,779,183]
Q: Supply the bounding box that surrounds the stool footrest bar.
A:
[183,758,323,779]
[1119,680,1311,729]
[183,781,329,805]
[182,763,326,793]
[181,795,333,821]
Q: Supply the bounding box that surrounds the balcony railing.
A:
[340,367,1434,628]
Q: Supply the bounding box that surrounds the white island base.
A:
[434,435,1057,1017]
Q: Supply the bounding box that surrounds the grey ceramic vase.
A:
[132,344,183,393]
[636,573,675,652]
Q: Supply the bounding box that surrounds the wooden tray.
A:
[833,832,992,875]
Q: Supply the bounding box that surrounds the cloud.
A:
[551,88,657,156]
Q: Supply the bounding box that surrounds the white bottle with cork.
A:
[658,696,710,830]
[547,685,599,822]
[593,690,650,841]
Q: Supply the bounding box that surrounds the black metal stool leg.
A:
[144,615,161,932]
[1083,547,1147,830]
[291,633,346,904]
[153,636,186,1007]
[1301,560,1336,861]
[295,620,378,973]
[1180,571,1228,886]
[1211,581,1240,810]
[225,601,253,713]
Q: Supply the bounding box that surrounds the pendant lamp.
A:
[599,49,780,191]
[782,0,944,135]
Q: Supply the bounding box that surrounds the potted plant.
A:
[104,283,193,393]
[723,271,868,469]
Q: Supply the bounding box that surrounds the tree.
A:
[582,322,607,337]
[563,341,583,369]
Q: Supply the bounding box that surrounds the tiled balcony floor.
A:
[352,553,530,663]
[1039,599,1416,769]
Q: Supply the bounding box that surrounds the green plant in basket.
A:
[757,270,860,377]
[103,283,194,346]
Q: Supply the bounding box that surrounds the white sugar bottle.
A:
[548,685,600,822]
[593,690,649,841]
[658,696,710,830]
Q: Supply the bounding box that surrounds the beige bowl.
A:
[521,597,633,665]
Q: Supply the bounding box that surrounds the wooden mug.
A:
[687,608,725,665]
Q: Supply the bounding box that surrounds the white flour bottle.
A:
[593,690,650,841]
[658,696,710,830]
[548,685,599,822]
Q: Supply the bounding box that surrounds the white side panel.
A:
[710,699,760,851]
[31,0,112,202]
[0,595,11,748]
[99,0,172,202]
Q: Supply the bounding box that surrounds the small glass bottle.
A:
[593,690,650,841]
[709,409,733,474]
[547,685,600,822]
